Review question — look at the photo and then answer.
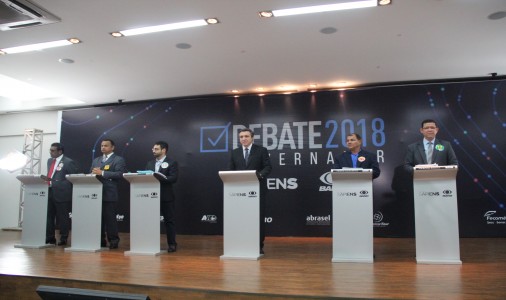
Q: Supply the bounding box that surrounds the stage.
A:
[0,230,505,299]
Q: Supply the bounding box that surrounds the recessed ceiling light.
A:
[205,18,220,24]
[110,32,123,38]
[378,0,391,6]
[258,11,274,18]
[0,38,81,55]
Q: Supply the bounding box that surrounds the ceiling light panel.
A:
[0,38,80,54]
[267,0,378,17]
[118,19,217,37]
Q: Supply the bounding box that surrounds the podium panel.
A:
[331,169,373,263]
[65,174,103,252]
[15,175,53,249]
[219,170,261,260]
[413,165,461,264]
[123,173,162,256]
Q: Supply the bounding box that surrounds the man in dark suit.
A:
[90,139,127,249]
[405,119,458,167]
[229,128,272,254]
[145,141,179,253]
[334,133,380,179]
[45,143,80,246]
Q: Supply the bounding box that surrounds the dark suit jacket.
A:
[405,138,458,167]
[229,143,272,180]
[146,157,178,202]
[48,156,80,202]
[334,149,381,179]
[90,153,127,202]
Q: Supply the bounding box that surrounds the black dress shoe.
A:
[109,239,119,249]
[46,238,56,245]
[57,240,67,246]
[167,244,177,253]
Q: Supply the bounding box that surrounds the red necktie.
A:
[47,158,56,185]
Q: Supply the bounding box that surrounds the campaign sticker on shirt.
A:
[358,156,366,162]
[435,144,444,151]
[161,162,169,169]
[56,162,64,171]
[104,165,110,170]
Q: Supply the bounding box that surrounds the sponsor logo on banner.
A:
[442,189,453,197]
[160,216,164,222]
[202,215,218,223]
[116,214,125,222]
[265,217,273,223]
[484,211,506,225]
[28,191,46,196]
[359,190,370,197]
[229,192,247,197]
[373,211,389,227]
[306,214,331,226]
[267,178,298,190]
[418,191,440,197]
[319,172,332,192]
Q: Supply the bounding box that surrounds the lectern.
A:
[123,172,163,256]
[413,165,461,264]
[65,174,103,252]
[15,175,53,249]
[331,169,373,263]
[219,170,261,260]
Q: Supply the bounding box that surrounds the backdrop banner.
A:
[60,80,506,237]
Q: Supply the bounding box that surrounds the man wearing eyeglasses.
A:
[404,119,458,167]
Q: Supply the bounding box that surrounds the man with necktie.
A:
[333,133,380,179]
[404,119,458,167]
[45,143,80,245]
[229,128,272,254]
[90,139,127,249]
[145,141,179,253]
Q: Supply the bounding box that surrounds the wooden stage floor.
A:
[0,230,505,299]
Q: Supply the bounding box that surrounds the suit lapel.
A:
[416,142,427,164]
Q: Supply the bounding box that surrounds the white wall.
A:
[0,111,59,228]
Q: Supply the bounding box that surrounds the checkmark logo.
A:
[200,122,231,153]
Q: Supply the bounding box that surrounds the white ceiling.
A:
[0,0,505,114]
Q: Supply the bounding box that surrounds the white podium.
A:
[123,172,163,256]
[219,170,261,260]
[413,165,461,264]
[15,175,54,249]
[65,174,104,252]
[331,169,373,263]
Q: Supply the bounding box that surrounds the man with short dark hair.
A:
[229,128,272,254]
[405,119,458,167]
[45,142,80,246]
[90,139,127,249]
[334,133,380,179]
[145,141,179,252]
